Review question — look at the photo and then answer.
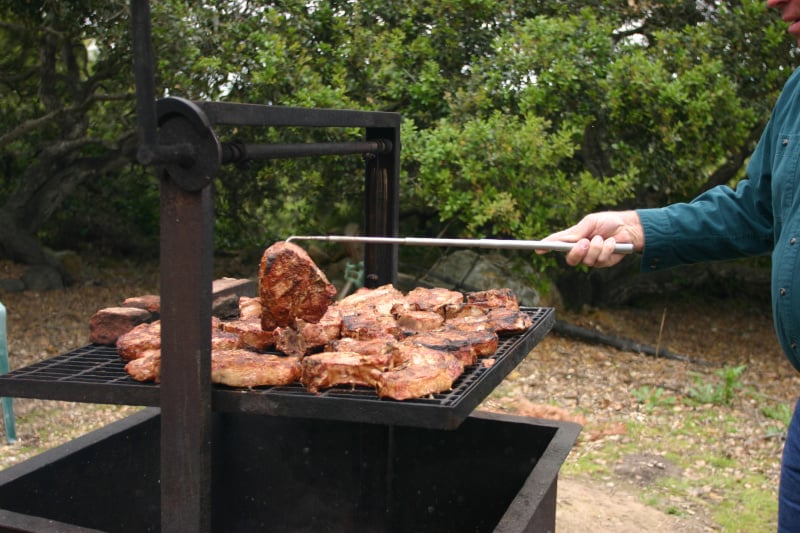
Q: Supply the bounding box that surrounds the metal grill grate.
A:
[0,307,553,428]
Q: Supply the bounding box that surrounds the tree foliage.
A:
[0,0,794,279]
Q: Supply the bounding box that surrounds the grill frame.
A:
[0,4,568,531]
[0,307,553,429]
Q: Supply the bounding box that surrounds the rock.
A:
[53,250,83,285]
[0,278,25,293]
[21,265,63,291]
[421,250,541,306]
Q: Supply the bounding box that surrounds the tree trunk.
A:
[0,133,138,271]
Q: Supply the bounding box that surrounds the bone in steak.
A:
[221,318,275,351]
[445,314,493,333]
[117,317,236,363]
[445,303,488,320]
[89,306,152,346]
[465,288,520,310]
[404,286,464,316]
[295,306,343,349]
[336,284,406,316]
[405,326,499,367]
[395,309,445,333]
[259,241,337,330]
[325,334,397,356]
[273,326,306,358]
[124,349,161,382]
[116,320,162,362]
[376,342,464,400]
[301,351,396,393]
[211,350,302,388]
[237,296,262,320]
[486,307,533,335]
[340,312,402,340]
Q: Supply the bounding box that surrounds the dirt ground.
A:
[557,476,709,532]
[0,257,795,531]
[480,286,795,532]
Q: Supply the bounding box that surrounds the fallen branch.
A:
[552,320,716,367]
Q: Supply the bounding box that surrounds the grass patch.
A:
[563,403,780,532]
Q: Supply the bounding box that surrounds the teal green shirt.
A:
[637,68,800,371]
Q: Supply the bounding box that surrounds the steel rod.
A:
[286,235,635,254]
[221,139,392,163]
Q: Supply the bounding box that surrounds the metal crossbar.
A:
[0,302,16,444]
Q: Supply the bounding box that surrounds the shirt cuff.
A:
[636,208,679,272]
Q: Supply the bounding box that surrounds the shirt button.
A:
[793,342,798,350]
[780,288,787,296]
[792,237,798,245]
[784,138,790,146]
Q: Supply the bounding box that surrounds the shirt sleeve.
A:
[636,177,774,272]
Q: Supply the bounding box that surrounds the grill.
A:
[0,2,579,531]
[0,308,553,429]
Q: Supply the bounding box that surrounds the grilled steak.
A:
[118,318,239,363]
[273,326,306,358]
[486,307,533,335]
[211,350,302,388]
[395,309,445,333]
[259,241,337,330]
[446,314,493,333]
[406,326,499,367]
[296,306,343,348]
[124,349,161,382]
[212,329,245,350]
[301,351,394,393]
[337,284,406,316]
[121,294,161,314]
[444,303,487,320]
[89,306,152,346]
[340,312,402,340]
[116,320,161,362]
[376,343,464,400]
[465,288,519,310]
[238,296,262,320]
[325,334,397,356]
[220,318,275,351]
[404,287,464,316]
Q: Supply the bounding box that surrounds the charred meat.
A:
[259,241,337,330]
[376,343,464,401]
[211,350,302,388]
[301,351,396,393]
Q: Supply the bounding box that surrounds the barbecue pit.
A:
[0,2,580,531]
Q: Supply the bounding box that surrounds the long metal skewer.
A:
[286,235,635,254]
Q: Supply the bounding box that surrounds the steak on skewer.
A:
[259,241,337,330]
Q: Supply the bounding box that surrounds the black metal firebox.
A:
[0,2,579,532]
[0,409,580,533]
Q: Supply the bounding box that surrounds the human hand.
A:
[538,210,644,268]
